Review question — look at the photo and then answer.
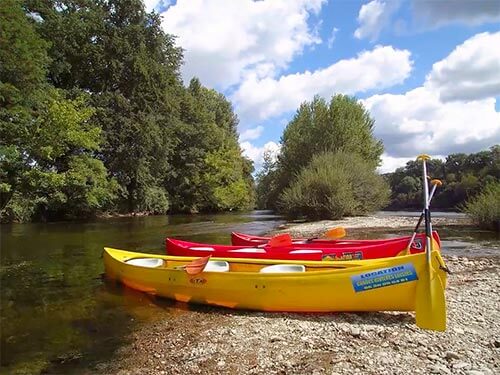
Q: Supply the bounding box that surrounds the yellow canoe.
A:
[103,246,448,331]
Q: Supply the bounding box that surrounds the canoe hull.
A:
[104,248,447,313]
[231,231,441,248]
[165,236,440,261]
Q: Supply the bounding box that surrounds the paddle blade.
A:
[324,227,346,240]
[268,233,293,247]
[185,256,211,275]
[415,263,446,331]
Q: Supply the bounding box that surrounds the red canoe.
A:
[231,231,437,247]
[166,232,440,261]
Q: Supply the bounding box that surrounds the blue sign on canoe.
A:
[351,263,418,292]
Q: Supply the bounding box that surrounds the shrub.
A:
[463,182,500,231]
[279,152,390,220]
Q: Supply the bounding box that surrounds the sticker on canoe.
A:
[351,263,418,292]
[189,277,207,285]
[322,251,363,261]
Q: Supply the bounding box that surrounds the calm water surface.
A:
[1,211,498,374]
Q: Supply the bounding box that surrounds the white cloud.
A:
[239,126,264,142]
[143,0,159,12]
[327,27,339,48]
[378,153,411,174]
[425,31,500,102]
[354,0,401,41]
[240,141,281,170]
[233,45,412,123]
[412,0,500,27]
[361,32,500,172]
[364,87,500,162]
[160,0,325,89]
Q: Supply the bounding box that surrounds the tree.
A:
[257,94,384,210]
[279,152,390,220]
[0,0,50,211]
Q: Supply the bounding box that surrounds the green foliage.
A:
[279,152,390,220]
[386,146,499,210]
[259,94,384,210]
[1,0,255,222]
[255,150,279,209]
[167,81,254,213]
[463,182,500,231]
[1,91,118,222]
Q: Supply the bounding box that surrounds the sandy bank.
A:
[273,214,471,239]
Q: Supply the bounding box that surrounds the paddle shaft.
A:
[407,183,438,250]
[421,159,433,263]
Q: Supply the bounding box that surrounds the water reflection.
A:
[0,211,283,374]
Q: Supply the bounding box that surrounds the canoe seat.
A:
[259,264,306,273]
[126,258,164,268]
[203,261,230,272]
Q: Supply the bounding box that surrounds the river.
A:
[0,211,498,374]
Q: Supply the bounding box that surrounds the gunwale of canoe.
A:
[103,247,447,313]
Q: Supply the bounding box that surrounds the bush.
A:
[463,182,500,231]
[279,152,390,220]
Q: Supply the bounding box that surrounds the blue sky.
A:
[144,0,500,172]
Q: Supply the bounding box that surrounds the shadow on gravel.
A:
[141,296,416,328]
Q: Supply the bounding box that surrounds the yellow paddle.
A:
[178,255,211,275]
[268,233,293,247]
[323,227,346,239]
[306,227,346,242]
[414,154,446,331]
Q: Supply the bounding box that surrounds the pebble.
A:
[350,327,361,337]
[428,354,440,361]
[444,351,460,360]
[453,361,470,370]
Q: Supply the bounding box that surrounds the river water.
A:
[0,211,498,374]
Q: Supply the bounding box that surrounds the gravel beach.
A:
[98,216,499,375]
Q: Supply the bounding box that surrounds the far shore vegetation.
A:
[1,0,498,231]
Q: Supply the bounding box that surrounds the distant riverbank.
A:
[273,212,471,238]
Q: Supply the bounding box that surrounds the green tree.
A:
[2,91,118,221]
[0,0,50,211]
[279,152,390,220]
[257,94,384,210]
[463,182,500,231]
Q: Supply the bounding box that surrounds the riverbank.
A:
[97,215,499,375]
[273,213,471,238]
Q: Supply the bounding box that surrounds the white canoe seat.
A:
[289,249,322,254]
[203,261,230,272]
[229,248,266,253]
[190,246,215,251]
[126,258,164,268]
[259,264,306,273]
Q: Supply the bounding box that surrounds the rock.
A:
[466,371,484,375]
[493,339,500,348]
[217,360,225,367]
[428,364,451,374]
[444,351,460,360]
[350,327,361,337]
[453,361,470,370]
[453,327,465,334]
[428,354,440,361]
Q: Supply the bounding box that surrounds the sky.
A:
[144,0,500,173]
